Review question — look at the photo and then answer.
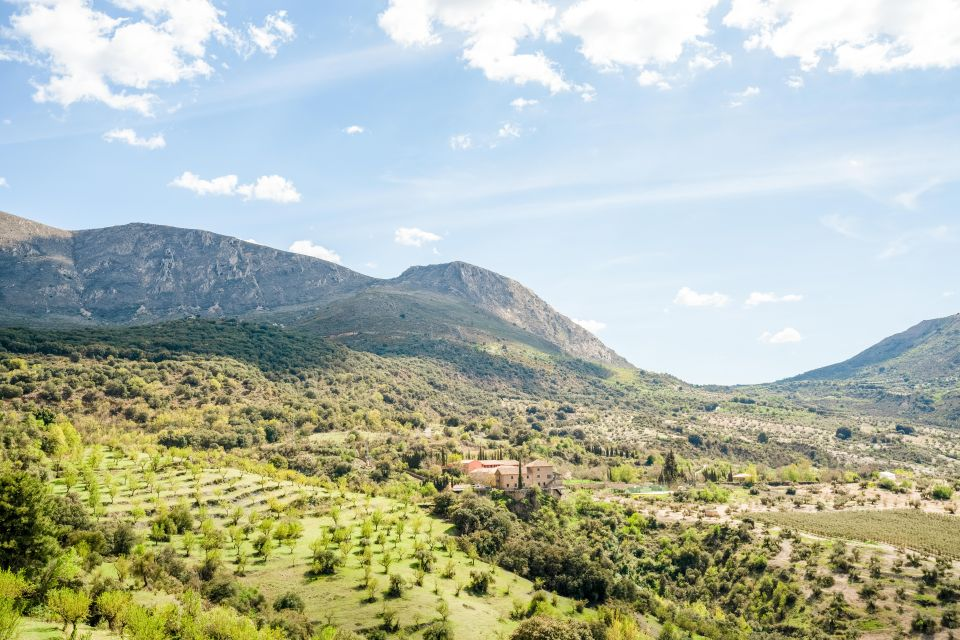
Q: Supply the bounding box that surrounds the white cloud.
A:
[236,175,301,204]
[785,74,804,89]
[511,97,539,111]
[746,291,803,306]
[498,122,522,138]
[637,69,671,90]
[878,225,951,260]
[170,172,238,197]
[561,0,722,73]
[288,240,341,264]
[395,227,442,247]
[688,46,732,71]
[246,10,295,58]
[729,85,760,107]
[944,291,956,298]
[170,171,301,203]
[759,327,803,344]
[724,0,960,75]
[6,1,294,115]
[449,134,473,150]
[378,0,569,93]
[343,125,365,135]
[673,286,730,308]
[576,83,597,102]
[572,318,606,334]
[102,128,166,150]
[0,178,8,188]
[820,214,859,238]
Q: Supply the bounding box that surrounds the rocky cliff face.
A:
[390,262,626,364]
[0,212,371,323]
[0,212,629,366]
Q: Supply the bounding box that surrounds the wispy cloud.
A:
[395,227,442,247]
[0,177,8,188]
[103,129,166,150]
[878,226,951,260]
[674,287,730,308]
[498,123,522,139]
[759,327,802,344]
[449,134,473,151]
[820,214,860,239]
[511,98,539,111]
[893,178,941,210]
[729,86,759,107]
[746,292,803,306]
[343,125,366,135]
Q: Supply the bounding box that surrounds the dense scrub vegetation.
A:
[1,320,959,639]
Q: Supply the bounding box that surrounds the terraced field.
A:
[754,509,960,559]
[40,446,579,640]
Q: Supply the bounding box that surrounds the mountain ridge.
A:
[0,211,626,366]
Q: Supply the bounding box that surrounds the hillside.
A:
[0,211,623,366]
[769,314,960,426]
[789,314,960,383]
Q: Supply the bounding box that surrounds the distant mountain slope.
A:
[0,211,627,367]
[769,314,960,427]
[788,314,960,382]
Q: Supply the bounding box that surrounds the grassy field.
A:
[754,509,960,558]
[51,446,579,640]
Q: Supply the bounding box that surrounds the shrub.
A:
[943,607,960,629]
[510,616,593,640]
[273,592,305,613]
[467,570,493,596]
[931,485,954,501]
[911,613,937,634]
[835,427,853,440]
[422,621,453,640]
[386,574,404,599]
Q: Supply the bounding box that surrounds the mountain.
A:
[0,211,371,324]
[771,314,960,426]
[788,314,960,383]
[0,211,626,366]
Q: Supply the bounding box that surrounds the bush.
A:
[386,574,404,599]
[943,607,960,629]
[931,485,954,500]
[273,592,305,613]
[422,621,453,640]
[467,570,493,596]
[835,427,853,440]
[912,613,937,634]
[510,616,593,640]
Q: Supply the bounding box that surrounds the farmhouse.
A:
[458,459,560,491]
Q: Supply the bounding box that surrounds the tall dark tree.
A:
[0,471,59,574]
[659,450,680,485]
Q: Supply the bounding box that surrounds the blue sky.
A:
[1,0,959,384]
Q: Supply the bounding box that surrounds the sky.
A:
[1,0,959,385]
